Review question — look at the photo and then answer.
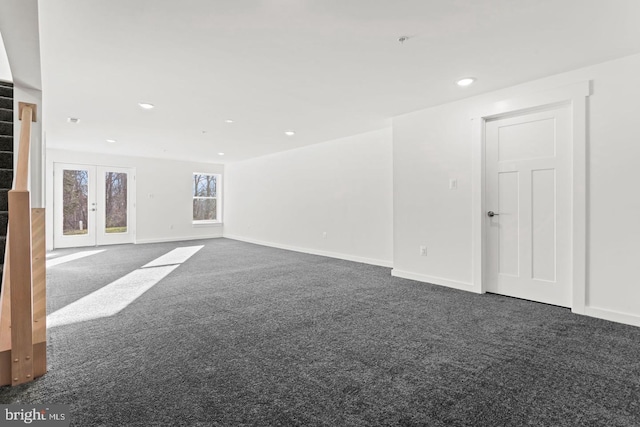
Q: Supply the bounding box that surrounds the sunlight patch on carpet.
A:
[141,245,205,268]
[47,245,204,328]
[46,249,106,268]
[47,265,178,328]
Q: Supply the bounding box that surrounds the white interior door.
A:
[54,163,135,248]
[485,106,571,307]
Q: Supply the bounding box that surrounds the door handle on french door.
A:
[487,211,499,217]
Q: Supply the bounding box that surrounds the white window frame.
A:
[192,172,222,225]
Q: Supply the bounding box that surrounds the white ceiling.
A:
[38,0,640,164]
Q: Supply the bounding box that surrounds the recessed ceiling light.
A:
[456,77,476,87]
[218,152,225,156]
[67,117,80,123]
[138,102,155,109]
[106,139,117,143]
[224,119,234,124]
[284,130,296,136]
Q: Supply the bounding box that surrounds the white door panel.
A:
[486,106,571,307]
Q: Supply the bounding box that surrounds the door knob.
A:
[487,211,499,217]
[90,208,96,212]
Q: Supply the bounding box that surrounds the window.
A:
[193,173,221,223]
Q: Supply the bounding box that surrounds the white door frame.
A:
[470,81,590,314]
[53,162,137,249]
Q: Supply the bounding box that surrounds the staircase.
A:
[0,90,44,387]
[0,81,13,282]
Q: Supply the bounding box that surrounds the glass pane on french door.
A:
[62,169,89,235]
[104,171,128,234]
[54,163,97,248]
[95,166,134,246]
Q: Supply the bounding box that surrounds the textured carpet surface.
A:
[1,238,639,426]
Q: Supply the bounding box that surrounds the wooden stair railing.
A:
[0,102,46,386]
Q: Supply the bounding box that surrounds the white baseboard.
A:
[391,269,480,293]
[135,235,223,245]
[582,306,640,328]
[223,234,393,268]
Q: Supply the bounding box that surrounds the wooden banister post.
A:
[5,102,39,385]
[31,208,46,377]
[0,239,12,386]
[8,190,33,385]
[15,103,36,191]
[0,102,42,386]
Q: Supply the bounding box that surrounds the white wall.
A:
[393,53,640,326]
[224,128,393,267]
[0,0,44,206]
[0,0,41,91]
[0,31,12,82]
[46,149,224,249]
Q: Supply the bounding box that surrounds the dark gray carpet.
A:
[1,238,639,426]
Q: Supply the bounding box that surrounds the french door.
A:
[485,106,571,307]
[54,163,135,248]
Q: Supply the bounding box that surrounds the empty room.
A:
[1,0,639,426]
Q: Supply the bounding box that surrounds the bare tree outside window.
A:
[63,169,89,235]
[105,172,128,233]
[193,173,219,222]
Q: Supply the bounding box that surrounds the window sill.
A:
[192,221,223,228]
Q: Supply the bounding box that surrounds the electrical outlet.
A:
[449,179,458,190]
[322,231,327,239]
[420,246,427,256]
